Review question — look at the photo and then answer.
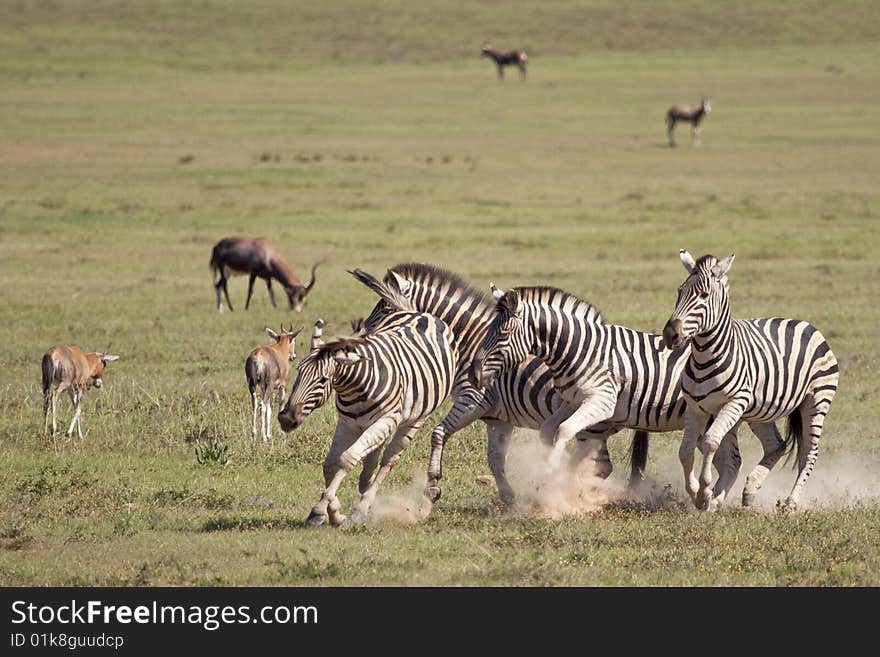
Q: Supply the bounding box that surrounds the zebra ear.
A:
[388,270,412,296]
[499,289,521,317]
[679,249,696,273]
[712,254,735,279]
[311,319,325,350]
[489,282,504,301]
[350,317,366,333]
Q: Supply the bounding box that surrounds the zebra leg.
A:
[538,403,575,448]
[782,395,831,511]
[710,429,742,507]
[426,391,492,503]
[485,420,516,510]
[350,423,421,525]
[680,408,707,505]
[570,426,614,479]
[547,384,617,470]
[742,421,785,507]
[307,421,361,527]
[697,398,747,511]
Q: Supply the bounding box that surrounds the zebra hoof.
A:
[742,492,756,508]
[776,498,797,513]
[425,485,441,504]
[349,509,368,526]
[305,511,326,528]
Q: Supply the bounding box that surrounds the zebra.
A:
[662,250,839,511]
[277,312,456,527]
[349,263,653,508]
[470,285,743,502]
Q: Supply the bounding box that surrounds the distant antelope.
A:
[666,97,712,147]
[41,346,119,437]
[245,324,303,442]
[481,44,528,81]
[210,236,322,312]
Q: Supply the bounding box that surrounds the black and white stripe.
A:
[351,264,654,507]
[470,285,743,496]
[277,311,456,527]
[662,250,839,510]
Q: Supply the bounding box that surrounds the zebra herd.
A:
[274,252,838,526]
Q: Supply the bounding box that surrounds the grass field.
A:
[1,1,879,586]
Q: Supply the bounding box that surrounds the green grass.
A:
[1,1,879,586]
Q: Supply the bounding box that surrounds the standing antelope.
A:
[278,313,456,527]
[481,44,528,81]
[662,250,839,511]
[246,324,303,442]
[666,97,712,147]
[41,346,119,437]
[210,236,322,312]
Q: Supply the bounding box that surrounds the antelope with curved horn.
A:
[210,236,322,312]
[41,345,119,437]
[245,323,303,442]
[481,44,528,81]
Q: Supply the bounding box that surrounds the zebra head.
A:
[663,249,734,349]
[470,288,531,389]
[278,320,367,431]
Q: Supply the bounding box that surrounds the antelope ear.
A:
[712,254,735,279]
[388,270,412,296]
[333,351,366,366]
[101,354,120,363]
[265,327,279,340]
[679,249,696,273]
[489,282,504,301]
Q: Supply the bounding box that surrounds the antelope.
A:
[481,44,528,81]
[666,97,712,147]
[245,324,303,442]
[210,236,322,312]
[41,346,119,437]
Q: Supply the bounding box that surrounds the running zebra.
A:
[470,285,743,501]
[277,312,456,527]
[350,264,653,507]
[662,250,839,511]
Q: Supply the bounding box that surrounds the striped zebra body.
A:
[351,264,651,508]
[277,311,456,527]
[471,286,742,496]
[663,250,839,511]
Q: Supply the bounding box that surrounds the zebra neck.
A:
[332,361,378,399]
[691,301,734,367]
[530,302,599,374]
[407,284,495,358]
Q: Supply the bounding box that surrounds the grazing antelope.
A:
[481,44,528,81]
[246,324,303,442]
[666,97,712,147]
[41,346,119,437]
[210,236,322,312]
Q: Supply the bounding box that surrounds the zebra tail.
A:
[627,430,650,485]
[782,409,803,469]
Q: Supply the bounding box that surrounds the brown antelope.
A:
[41,346,119,437]
[246,324,303,441]
[666,97,712,147]
[210,236,322,312]
[481,44,528,81]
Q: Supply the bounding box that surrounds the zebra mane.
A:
[514,286,604,325]
[386,262,492,310]
[316,336,367,356]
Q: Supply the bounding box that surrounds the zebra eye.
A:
[698,291,709,299]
